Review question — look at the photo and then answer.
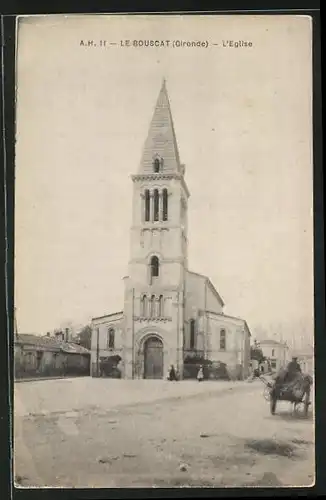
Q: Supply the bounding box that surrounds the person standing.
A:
[168,364,177,381]
[197,365,204,382]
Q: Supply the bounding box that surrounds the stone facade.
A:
[91,80,251,380]
[258,339,290,373]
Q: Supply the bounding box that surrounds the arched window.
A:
[141,295,147,317]
[153,158,160,173]
[272,349,275,357]
[150,255,159,278]
[158,295,163,317]
[190,319,196,349]
[150,295,156,317]
[108,328,115,349]
[163,188,168,221]
[153,189,159,221]
[220,329,226,351]
[144,189,150,222]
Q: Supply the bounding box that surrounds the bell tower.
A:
[123,79,190,379]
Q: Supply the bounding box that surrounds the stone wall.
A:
[15,346,90,379]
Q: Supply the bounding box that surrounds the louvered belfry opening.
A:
[144,189,150,221]
[153,189,159,221]
[162,188,168,221]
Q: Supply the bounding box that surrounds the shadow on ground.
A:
[244,471,283,487]
[276,411,313,422]
[244,438,298,458]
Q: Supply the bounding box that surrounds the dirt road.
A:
[14,378,314,488]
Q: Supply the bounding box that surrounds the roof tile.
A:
[15,334,90,354]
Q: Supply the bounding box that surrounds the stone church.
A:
[91,80,251,380]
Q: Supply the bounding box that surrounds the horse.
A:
[270,372,313,417]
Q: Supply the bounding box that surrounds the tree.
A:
[250,345,264,363]
[79,325,92,350]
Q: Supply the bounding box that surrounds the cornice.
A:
[133,316,172,323]
[129,257,185,264]
[132,173,178,182]
[126,284,183,293]
[131,173,190,198]
[131,224,183,231]
[92,311,123,322]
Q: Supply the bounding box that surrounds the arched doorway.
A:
[144,336,164,379]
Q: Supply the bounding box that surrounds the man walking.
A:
[285,356,302,381]
[273,356,302,396]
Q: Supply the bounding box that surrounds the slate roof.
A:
[258,339,287,346]
[138,79,182,175]
[15,334,90,355]
[60,343,90,355]
[187,270,225,307]
[205,310,251,337]
[92,311,123,321]
[15,334,61,348]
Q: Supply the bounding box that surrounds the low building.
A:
[14,334,90,379]
[258,339,290,373]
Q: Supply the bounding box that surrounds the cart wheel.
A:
[303,391,310,417]
[270,395,277,415]
[263,386,271,401]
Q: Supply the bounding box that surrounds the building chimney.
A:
[65,328,69,342]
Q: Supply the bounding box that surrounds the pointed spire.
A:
[138,79,181,174]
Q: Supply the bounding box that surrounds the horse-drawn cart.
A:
[260,373,313,416]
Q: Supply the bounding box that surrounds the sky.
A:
[15,15,313,348]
